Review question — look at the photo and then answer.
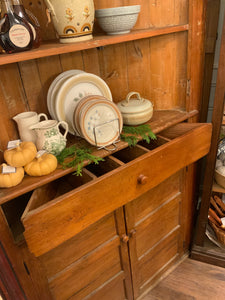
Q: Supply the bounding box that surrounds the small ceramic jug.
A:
[44,0,94,43]
[29,120,68,156]
[13,111,48,144]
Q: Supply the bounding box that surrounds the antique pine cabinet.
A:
[0,1,212,300]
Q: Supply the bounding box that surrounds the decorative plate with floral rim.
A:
[47,69,85,120]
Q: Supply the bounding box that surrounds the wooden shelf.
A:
[0,109,197,205]
[0,24,189,66]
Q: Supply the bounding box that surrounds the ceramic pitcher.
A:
[44,0,95,43]
[13,111,48,144]
[29,120,68,156]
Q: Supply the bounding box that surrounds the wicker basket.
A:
[214,169,225,189]
[210,221,225,245]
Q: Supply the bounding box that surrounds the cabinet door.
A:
[36,208,133,300]
[125,172,183,298]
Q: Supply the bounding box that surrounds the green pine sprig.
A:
[121,124,156,147]
[56,145,104,176]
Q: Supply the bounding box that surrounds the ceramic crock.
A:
[29,120,68,156]
[117,92,153,125]
[45,0,95,43]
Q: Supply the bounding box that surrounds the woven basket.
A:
[215,169,225,189]
[210,221,225,245]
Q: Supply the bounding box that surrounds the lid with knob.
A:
[117,92,154,125]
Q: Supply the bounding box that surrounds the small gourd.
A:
[24,152,57,176]
[4,141,37,167]
[0,164,24,188]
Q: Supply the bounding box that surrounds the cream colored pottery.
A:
[45,0,95,43]
[13,111,48,144]
[29,120,68,156]
[117,92,153,125]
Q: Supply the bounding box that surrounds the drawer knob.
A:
[137,174,148,185]
[121,234,129,243]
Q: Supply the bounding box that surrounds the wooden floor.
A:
[141,257,225,300]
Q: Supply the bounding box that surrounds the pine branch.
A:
[56,145,104,176]
[121,124,156,147]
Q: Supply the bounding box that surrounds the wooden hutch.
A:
[0,1,212,299]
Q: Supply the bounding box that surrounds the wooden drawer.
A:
[21,123,211,256]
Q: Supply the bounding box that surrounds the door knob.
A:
[121,234,129,243]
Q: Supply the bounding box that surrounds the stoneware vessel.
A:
[117,92,153,125]
[29,120,68,156]
[44,0,95,43]
[13,111,48,144]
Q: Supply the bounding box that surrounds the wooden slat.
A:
[126,39,152,100]
[22,122,211,256]
[125,172,181,226]
[49,237,121,300]
[0,25,189,66]
[40,213,117,279]
[137,228,180,296]
[149,32,187,110]
[0,110,198,204]
[80,271,126,300]
[135,196,180,257]
[186,0,206,118]
[98,43,129,102]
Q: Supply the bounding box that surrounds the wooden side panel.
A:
[186,0,206,117]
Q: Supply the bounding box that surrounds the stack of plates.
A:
[73,95,123,147]
[47,70,123,147]
[47,70,113,135]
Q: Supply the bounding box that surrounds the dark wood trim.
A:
[194,9,225,246]
[191,244,225,268]
[0,243,26,300]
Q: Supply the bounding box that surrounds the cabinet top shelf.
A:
[0,24,189,66]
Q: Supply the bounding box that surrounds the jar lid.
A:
[117,92,153,114]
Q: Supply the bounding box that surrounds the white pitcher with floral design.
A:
[29,120,68,156]
[44,0,94,43]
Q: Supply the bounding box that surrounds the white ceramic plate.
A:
[80,99,123,147]
[47,69,85,120]
[55,73,113,134]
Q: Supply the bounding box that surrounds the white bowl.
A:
[95,5,141,35]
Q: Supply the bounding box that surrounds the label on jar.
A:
[9,24,31,48]
[2,165,16,174]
